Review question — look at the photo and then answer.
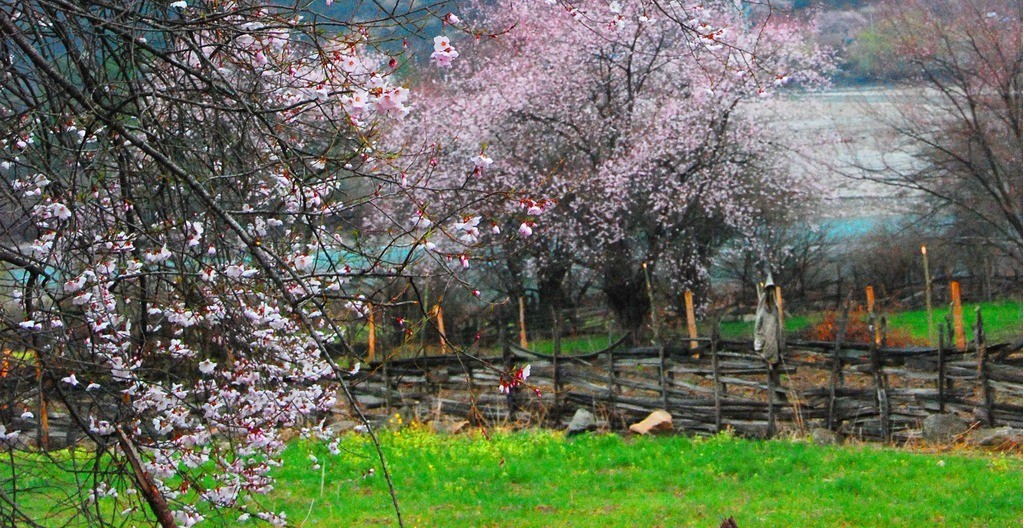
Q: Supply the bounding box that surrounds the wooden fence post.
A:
[774,286,785,353]
[658,345,669,410]
[502,327,515,419]
[36,358,48,450]
[382,359,391,415]
[922,244,934,346]
[766,361,777,438]
[866,286,880,345]
[869,312,891,442]
[684,290,698,350]
[937,323,946,413]
[827,298,851,431]
[436,305,448,352]
[950,281,966,350]
[606,347,616,409]
[367,302,376,361]
[944,314,956,392]
[974,307,994,427]
[518,296,528,349]
[711,330,723,433]
[551,307,562,425]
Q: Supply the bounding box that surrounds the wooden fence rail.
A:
[350,329,1022,440]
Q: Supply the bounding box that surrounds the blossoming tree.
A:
[407,0,833,334]
[0,0,489,525]
[1,0,832,525]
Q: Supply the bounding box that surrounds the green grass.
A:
[885,300,1023,344]
[263,429,1022,527]
[10,430,1021,526]
[479,300,1021,355]
[527,334,624,355]
[711,300,1022,344]
[714,314,814,341]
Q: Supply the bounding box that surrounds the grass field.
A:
[714,300,1022,344]
[514,300,1021,356]
[344,300,1021,358]
[264,429,1022,527]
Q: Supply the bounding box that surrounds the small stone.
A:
[327,419,358,436]
[968,427,1022,448]
[922,414,968,443]
[629,410,673,435]
[448,420,470,434]
[810,428,839,446]
[354,394,386,408]
[566,409,597,436]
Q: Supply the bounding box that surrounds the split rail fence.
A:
[350,314,1022,440]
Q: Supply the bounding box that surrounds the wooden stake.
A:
[975,307,994,426]
[827,296,851,431]
[607,348,616,404]
[684,290,698,350]
[922,245,934,346]
[766,362,777,438]
[551,307,562,423]
[419,284,429,355]
[367,302,376,361]
[658,345,668,409]
[868,312,891,442]
[774,286,785,352]
[436,304,448,352]
[518,296,528,349]
[643,262,659,342]
[950,281,966,350]
[866,285,879,345]
[937,323,946,413]
[711,330,723,432]
[36,357,48,450]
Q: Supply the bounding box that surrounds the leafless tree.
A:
[847,0,1022,263]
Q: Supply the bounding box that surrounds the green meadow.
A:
[264,429,1021,527]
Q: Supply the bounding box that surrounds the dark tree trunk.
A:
[536,262,571,332]
[602,266,649,341]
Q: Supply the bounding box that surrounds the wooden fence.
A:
[349,320,1022,440]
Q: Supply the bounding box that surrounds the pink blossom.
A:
[498,364,531,394]
[144,246,172,263]
[431,35,459,67]
[375,86,411,118]
[471,154,493,171]
[198,359,216,374]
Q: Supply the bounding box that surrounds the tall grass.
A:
[263,428,1022,527]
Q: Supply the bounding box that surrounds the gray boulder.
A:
[922,414,968,443]
[810,428,839,446]
[566,409,597,436]
[967,427,1022,448]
